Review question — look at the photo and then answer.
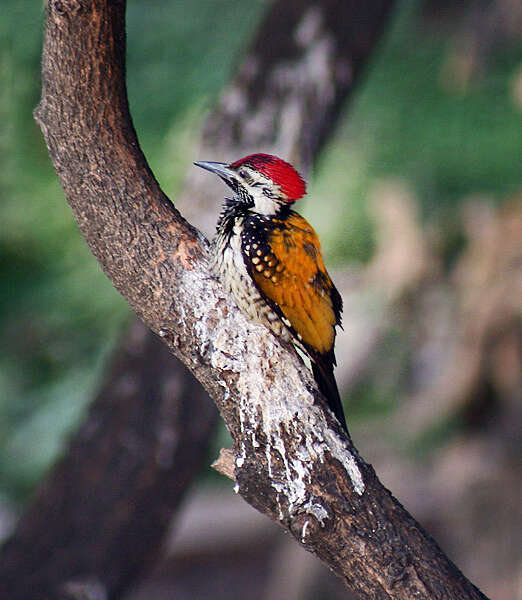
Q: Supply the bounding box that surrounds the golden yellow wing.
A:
[246,212,341,356]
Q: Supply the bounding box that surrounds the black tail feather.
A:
[311,361,348,433]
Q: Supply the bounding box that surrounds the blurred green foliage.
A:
[1,0,520,501]
[306,2,521,262]
[0,0,264,500]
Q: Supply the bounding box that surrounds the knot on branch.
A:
[289,501,331,545]
[52,0,84,18]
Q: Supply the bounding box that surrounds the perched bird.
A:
[195,153,347,433]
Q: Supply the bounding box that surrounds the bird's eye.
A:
[263,187,272,197]
[239,169,248,178]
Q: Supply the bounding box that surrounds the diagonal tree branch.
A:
[1,1,398,598]
[4,1,489,599]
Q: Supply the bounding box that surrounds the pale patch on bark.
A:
[179,259,365,521]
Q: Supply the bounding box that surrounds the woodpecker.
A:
[195,153,347,433]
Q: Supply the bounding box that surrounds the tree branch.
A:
[11,1,489,599]
[1,1,399,598]
[0,320,217,600]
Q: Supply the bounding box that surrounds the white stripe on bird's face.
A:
[235,165,285,216]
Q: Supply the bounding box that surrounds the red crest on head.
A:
[230,153,306,202]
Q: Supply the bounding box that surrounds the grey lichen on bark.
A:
[161,251,365,522]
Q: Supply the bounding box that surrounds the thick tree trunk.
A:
[182,0,398,235]
[1,1,489,599]
[0,321,218,600]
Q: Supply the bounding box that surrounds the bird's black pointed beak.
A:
[194,161,236,184]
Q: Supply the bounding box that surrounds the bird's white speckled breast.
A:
[211,218,291,342]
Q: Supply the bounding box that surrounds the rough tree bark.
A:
[2,1,489,600]
[0,321,218,600]
[1,1,399,599]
